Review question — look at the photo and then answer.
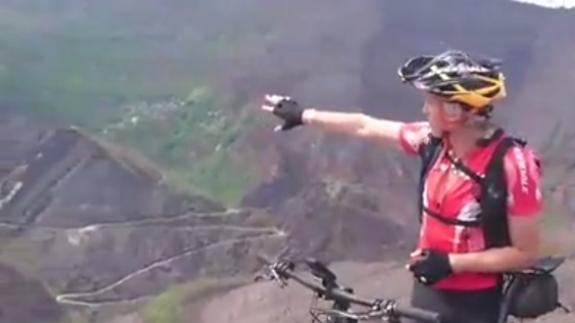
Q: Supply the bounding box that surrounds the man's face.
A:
[422,94,466,135]
[422,95,446,136]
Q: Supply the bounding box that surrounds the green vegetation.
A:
[0,236,41,276]
[540,201,567,231]
[143,286,184,323]
[538,196,572,256]
[59,312,89,323]
[142,277,247,323]
[101,87,259,206]
[0,0,373,206]
[0,1,289,126]
[0,2,268,206]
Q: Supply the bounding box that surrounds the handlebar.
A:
[256,254,441,323]
[394,303,442,322]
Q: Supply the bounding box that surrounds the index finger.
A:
[261,104,275,112]
[265,94,288,106]
[410,249,423,258]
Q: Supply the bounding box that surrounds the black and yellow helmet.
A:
[398,50,506,113]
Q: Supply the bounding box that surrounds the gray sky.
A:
[512,0,575,8]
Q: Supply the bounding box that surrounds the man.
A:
[261,50,542,323]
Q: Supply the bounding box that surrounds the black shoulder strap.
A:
[481,136,527,248]
[417,136,443,222]
[422,206,482,226]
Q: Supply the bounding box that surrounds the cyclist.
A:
[260,50,542,323]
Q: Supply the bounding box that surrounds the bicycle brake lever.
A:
[270,266,288,288]
[252,264,287,288]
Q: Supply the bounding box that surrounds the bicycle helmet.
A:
[398,50,506,114]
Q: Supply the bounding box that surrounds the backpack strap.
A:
[480,136,527,249]
[422,206,482,226]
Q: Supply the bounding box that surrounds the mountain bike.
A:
[255,254,440,323]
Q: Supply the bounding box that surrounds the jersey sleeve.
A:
[398,122,432,155]
[503,146,543,217]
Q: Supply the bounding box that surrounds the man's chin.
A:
[429,127,444,138]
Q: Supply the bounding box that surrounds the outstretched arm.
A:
[262,94,405,148]
[303,109,403,146]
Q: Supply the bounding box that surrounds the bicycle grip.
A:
[394,303,441,323]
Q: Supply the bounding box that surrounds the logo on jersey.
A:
[513,147,529,194]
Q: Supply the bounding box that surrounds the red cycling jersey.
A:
[399,122,542,291]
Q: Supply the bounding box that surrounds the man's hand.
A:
[261,94,305,131]
[407,249,453,285]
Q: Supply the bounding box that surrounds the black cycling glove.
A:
[408,249,453,286]
[271,97,305,131]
